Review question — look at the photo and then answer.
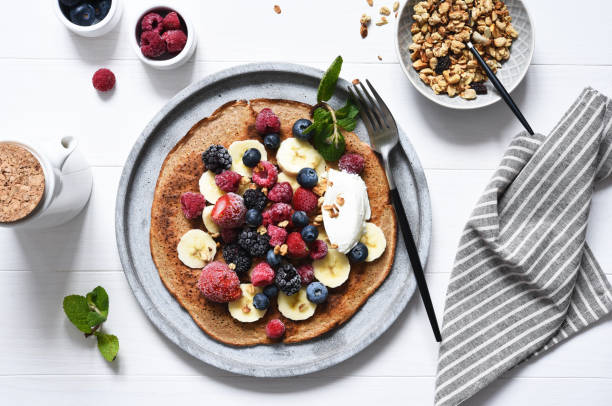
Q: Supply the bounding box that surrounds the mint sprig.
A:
[63,286,119,362]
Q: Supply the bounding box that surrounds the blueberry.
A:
[291,211,309,228]
[263,133,281,150]
[301,225,319,243]
[94,0,111,19]
[292,119,313,141]
[348,242,369,263]
[263,284,279,298]
[297,167,318,188]
[245,209,263,227]
[60,0,81,6]
[69,3,97,26]
[242,148,261,168]
[266,249,281,268]
[253,293,270,310]
[306,282,328,304]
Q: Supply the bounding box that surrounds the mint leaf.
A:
[86,286,109,319]
[94,332,119,362]
[337,117,357,132]
[336,99,359,120]
[87,312,106,328]
[317,56,343,102]
[63,295,92,333]
[314,125,346,161]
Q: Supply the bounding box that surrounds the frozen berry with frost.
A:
[162,11,181,30]
[338,153,365,175]
[140,30,166,58]
[141,12,164,33]
[267,225,288,246]
[267,182,293,203]
[255,108,281,134]
[222,243,251,274]
[252,161,278,188]
[309,239,328,260]
[162,30,187,53]
[266,319,285,339]
[262,203,293,226]
[180,192,206,219]
[211,193,246,229]
[297,263,314,285]
[275,263,301,295]
[243,189,267,211]
[197,261,242,303]
[215,170,242,193]
[92,68,115,92]
[292,187,318,213]
[251,262,275,287]
[202,145,232,174]
[286,232,309,258]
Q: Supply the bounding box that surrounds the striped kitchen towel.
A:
[434,88,612,406]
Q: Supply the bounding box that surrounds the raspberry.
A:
[242,189,267,211]
[141,12,164,33]
[286,232,309,258]
[471,82,488,95]
[202,145,232,174]
[251,262,275,287]
[262,203,293,226]
[211,193,246,229]
[92,68,115,92]
[238,229,270,257]
[266,319,285,339]
[215,170,242,193]
[292,187,318,214]
[140,30,166,58]
[221,228,239,243]
[252,161,278,188]
[161,29,187,53]
[222,243,251,274]
[162,11,181,30]
[296,263,314,285]
[338,153,365,175]
[180,192,205,219]
[309,239,328,260]
[255,108,281,134]
[197,261,242,303]
[275,263,301,295]
[267,182,293,203]
[267,225,288,246]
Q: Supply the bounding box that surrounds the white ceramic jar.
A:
[55,0,123,38]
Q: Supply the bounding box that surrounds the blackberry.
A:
[202,145,232,174]
[222,243,252,274]
[275,263,301,296]
[243,189,267,211]
[470,82,488,95]
[237,229,270,257]
[434,55,451,75]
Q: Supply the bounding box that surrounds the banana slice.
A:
[202,206,219,234]
[278,287,317,321]
[228,284,267,322]
[313,248,350,288]
[177,229,217,268]
[315,159,327,177]
[276,138,324,175]
[277,172,300,192]
[229,140,267,177]
[360,222,386,262]
[199,171,225,204]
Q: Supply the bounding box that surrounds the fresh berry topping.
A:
[140,30,167,58]
[220,228,239,243]
[297,168,318,188]
[141,12,164,33]
[245,208,263,227]
[300,225,319,243]
[242,189,267,211]
[161,30,187,53]
[275,263,301,296]
[292,187,318,214]
[267,225,288,246]
[180,192,206,219]
[348,242,368,263]
[252,161,278,188]
[211,193,246,229]
[214,170,242,193]
[222,243,252,274]
[242,148,261,168]
[197,261,242,303]
[309,239,328,260]
[266,319,285,339]
[251,262,275,287]
[266,249,282,268]
[435,55,451,75]
[262,203,293,226]
[338,153,365,175]
[286,232,309,258]
[162,11,181,30]
[263,284,279,298]
[267,182,293,203]
[306,281,328,304]
[92,68,115,92]
[202,145,232,174]
[291,211,309,228]
[292,119,313,141]
[238,229,270,257]
[263,133,281,150]
[255,108,281,134]
[69,3,96,26]
[471,82,488,95]
[253,293,270,310]
[297,263,314,285]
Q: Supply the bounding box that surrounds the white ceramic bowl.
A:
[55,0,123,38]
[132,5,197,70]
[395,0,534,109]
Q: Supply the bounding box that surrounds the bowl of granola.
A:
[396,0,534,109]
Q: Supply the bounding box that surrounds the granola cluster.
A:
[409,0,518,99]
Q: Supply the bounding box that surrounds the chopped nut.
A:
[318,196,325,208]
[278,220,289,228]
[322,204,334,211]
[257,225,267,235]
[375,17,388,26]
[313,214,323,224]
[360,14,371,25]
[360,24,368,38]
[242,305,251,314]
[211,232,220,239]
[228,263,236,270]
[330,243,338,249]
[313,179,328,196]
[352,78,361,85]
[336,195,345,206]
[215,242,221,248]
[378,55,383,61]
[380,6,391,16]
[274,245,281,255]
[273,5,281,14]
[393,1,399,12]
[366,0,373,6]
[460,89,477,100]
[280,244,288,256]
[261,187,268,195]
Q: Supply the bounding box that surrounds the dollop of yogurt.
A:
[321,169,371,253]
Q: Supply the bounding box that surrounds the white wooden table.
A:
[2,1,612,404]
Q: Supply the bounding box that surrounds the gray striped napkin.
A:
[434,88,612,406]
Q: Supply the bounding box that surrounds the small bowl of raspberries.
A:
[132,5,196,70]
[55,0,123,37]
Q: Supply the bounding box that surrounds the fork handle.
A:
[390,188,442,342]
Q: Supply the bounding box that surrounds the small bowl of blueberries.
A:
[55,0,123,37]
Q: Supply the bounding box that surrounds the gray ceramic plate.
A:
[115,63,432,377]
[396,0,534,109]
